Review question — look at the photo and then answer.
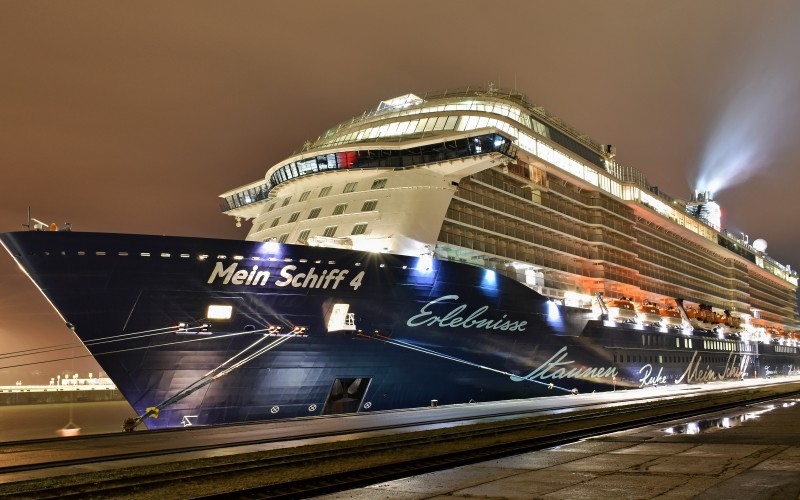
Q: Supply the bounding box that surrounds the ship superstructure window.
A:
[308,208,321,219]
[332,204,348,215]
[343,182,358,193]
[319,186,332,197]
[297,229,310,242]
[361,200,378,211]
[282,196,292,207]
[265,133,514,195]
[299,191,311,202]
[270,217,281,228]
[268,202,276,212]
[288,212,300,223]
[256,222,266,232]
[371,178,387,190]
[323,226,337,237]
[351,223,368,235]
[278,233,289,243]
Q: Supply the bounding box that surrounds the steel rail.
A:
[1,388,797,500]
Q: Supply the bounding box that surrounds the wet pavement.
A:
[321,398,800,499]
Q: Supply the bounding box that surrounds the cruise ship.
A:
[3,85,799,430]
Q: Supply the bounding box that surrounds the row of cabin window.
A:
[260,200,379,232]
[274,223,369,244]
[614,353,735,365]
[267,179,388,213]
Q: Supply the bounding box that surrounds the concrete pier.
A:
[323,398,800,499]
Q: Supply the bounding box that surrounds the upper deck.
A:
[220,86,797,290]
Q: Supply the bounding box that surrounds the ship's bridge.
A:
[221,128,517,257]
[220,130,516,218]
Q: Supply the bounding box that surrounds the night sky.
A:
[2,1,799,384]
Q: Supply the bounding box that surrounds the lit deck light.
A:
[416,254,433,272]
[207,305,232,320]
[260,241,280,254]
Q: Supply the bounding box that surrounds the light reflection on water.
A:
[662,400,797,435]
[0,401,136,442]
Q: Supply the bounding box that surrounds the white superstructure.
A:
[221,85,798,339]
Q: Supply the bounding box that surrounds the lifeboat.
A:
[724,315,742,329]
[686,306,715,330]
[658,306,683,328]
[635,302,662,325]
[604,297,637,323]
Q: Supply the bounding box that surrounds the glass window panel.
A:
[351,223,368,235]
[332,203,347,215]
[307,207,321,219]
[298,229,310,243]
[288,212,300,223]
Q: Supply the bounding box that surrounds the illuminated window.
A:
[319,186,332,197]
[299,191,311,202]
[308,208,321,219]
[270,217,281,228]
[282,196,292,207]
[288,212,300,223]
[351,223,368,235]
[207,305,233,320]
[371,178,387,190]
[323,226,337,237]
[297,229,310,242]
[343,182,358,193]
[333,204,347,215]
[278,233,289,243]
[361,200,377,211]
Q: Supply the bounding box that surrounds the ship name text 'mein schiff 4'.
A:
[3,85,798,430]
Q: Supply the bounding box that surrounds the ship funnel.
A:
[685,190,721,230]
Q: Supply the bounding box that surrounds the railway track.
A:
[1,383,799,499]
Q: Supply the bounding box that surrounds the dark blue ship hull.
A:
[2,231,798,429]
